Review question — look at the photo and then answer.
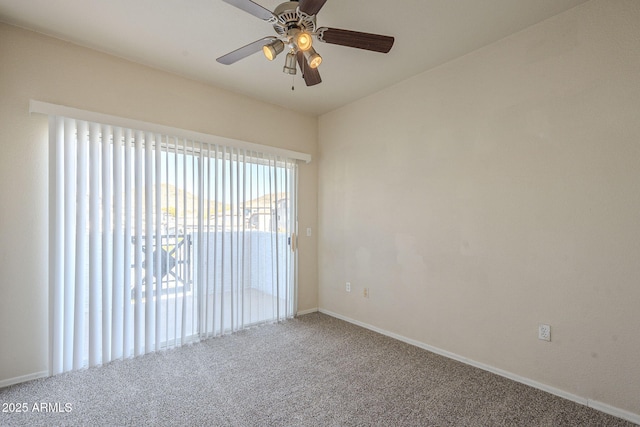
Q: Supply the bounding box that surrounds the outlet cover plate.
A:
[538,324,551,341]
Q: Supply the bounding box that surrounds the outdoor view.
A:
[126,147,297,348]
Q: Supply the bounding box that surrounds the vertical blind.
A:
[50,115,298,375]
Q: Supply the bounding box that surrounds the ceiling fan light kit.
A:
[217,0,394,87]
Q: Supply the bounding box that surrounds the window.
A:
[39,103,305,374]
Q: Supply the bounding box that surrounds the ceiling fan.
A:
[216,0,395,86]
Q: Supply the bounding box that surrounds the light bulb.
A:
[263,45,275,60]
[263,40,284,61]
[304,47,322,69]
[308,53,322,68]
[296,31,313,51]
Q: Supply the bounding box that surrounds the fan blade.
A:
[217,37,278,65]
[296,51,322,86]
[222,0,276,22]
[298,0,327,16]
[317,27,394,53]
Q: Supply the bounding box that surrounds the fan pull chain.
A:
[291,74,295,91]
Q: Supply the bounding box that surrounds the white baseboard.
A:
[296,307,319,316]
[318,308,640,425]
[0,370,49,389]
[587,400,640,426]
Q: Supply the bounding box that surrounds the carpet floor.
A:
[0,312,635,426]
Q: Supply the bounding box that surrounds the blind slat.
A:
[88,121,101,367]
[63,118,76,373]
[123,129,132,358]
[73,120,88,370]
[134,130,144,357]
[144,131,154,353]
[112,126,124,361]
[102,124,113,364]
[51,116,64,376]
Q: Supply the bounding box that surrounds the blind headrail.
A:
[29,100,312,163]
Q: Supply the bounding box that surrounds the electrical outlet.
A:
[346,282,351,292]
[538,324,551,341]
[306,227,312,237]
[363,287,369,298]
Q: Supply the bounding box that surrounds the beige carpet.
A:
[0,313,635,426]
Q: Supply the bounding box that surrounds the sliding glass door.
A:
[50,118,298,374]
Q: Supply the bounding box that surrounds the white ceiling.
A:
[0,0,589,116]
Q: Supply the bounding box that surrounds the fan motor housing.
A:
[272,1,316,35]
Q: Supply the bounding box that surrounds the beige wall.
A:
[318,0,640,417]
[3,0,640,419]
[0,23,318,383]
